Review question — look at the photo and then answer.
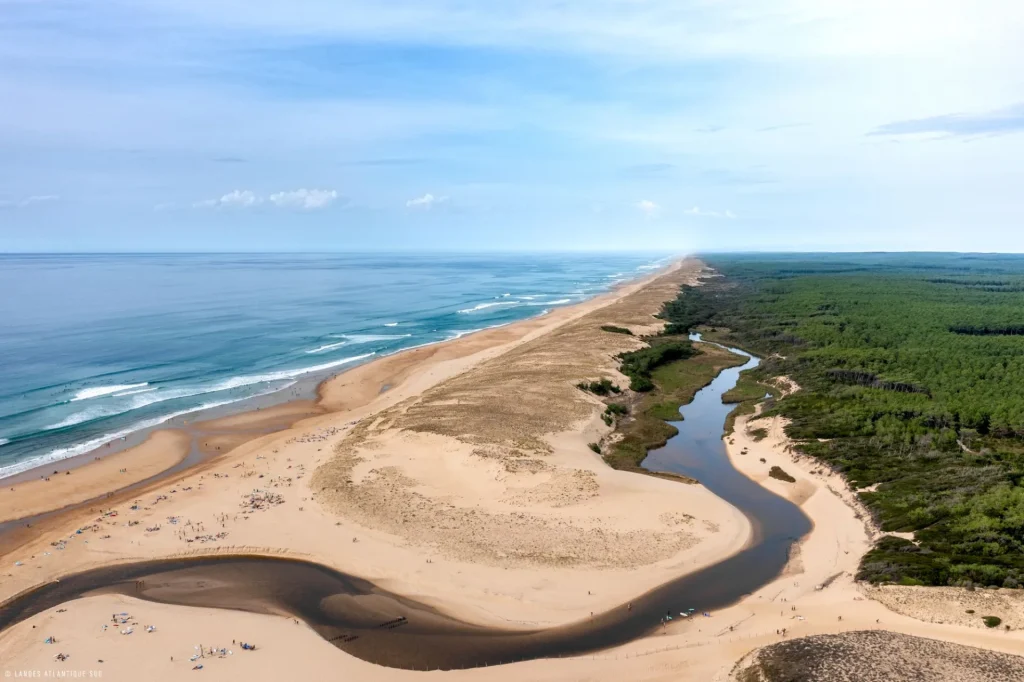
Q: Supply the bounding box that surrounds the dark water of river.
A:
[0,336,810,670]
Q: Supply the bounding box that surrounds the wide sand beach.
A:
[2,258,1022,680]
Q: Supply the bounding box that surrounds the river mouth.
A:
[0,337,811,670]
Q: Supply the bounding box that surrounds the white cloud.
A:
[406,193,448,210]
[269,188,338,210]
[219,189,261,207]
[636,199,661,218]
[193,189,262,209]
[191,189,340,210]
[0,194,59,208]
[685,206,736,219]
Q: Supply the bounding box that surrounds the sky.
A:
[1,0,1023,252]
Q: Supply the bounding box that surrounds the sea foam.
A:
[70,383,148,402]
[42,353,374,433]
[457,301,520,313]
[0,392,279,479]
[306,340,348,354]
[339,334,412,344]
[209,353,375,391]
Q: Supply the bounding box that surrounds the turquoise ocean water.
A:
[0,252,670,477]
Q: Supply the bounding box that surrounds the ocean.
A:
[0,252,671,477]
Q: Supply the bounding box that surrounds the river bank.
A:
[1,258,759,679]
[4,262,1019,675]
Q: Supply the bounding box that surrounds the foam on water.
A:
[339,334,412,344]
[45,408,112,431]
[42,353,374,435]
[306,340,348,354]
[112,387,157,398]
[0,253,670,477]
[457,301,520,313]
[525,298,570,306]
[70,383,148,402]
[0,392,281,479]
[208,353,375,391]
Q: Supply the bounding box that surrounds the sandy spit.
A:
[4,264,1021,681]
[1,258,754,680]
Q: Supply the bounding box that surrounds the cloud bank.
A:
[870,104,1024,138]
[269,189,339,209]
[192,189,338,210]
[406,193,448,210]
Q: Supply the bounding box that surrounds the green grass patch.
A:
[722,373,769,404]
[721,370,773,435]
[618,340,698,392]
[605,343,746,472]
[724,400,758,437]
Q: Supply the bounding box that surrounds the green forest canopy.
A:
[670,253,1024,588]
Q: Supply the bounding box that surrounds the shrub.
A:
[576,378,621,396]
[899,576,925,586]
[618,341,697,392]
[749,427,769,442]
[588,442,601,454]
[605,403,629,415]
[769,466,796,483]
[965,609,975,614]
[600,325,633,335]
[601,414,613,426]
[983,616,1002,628]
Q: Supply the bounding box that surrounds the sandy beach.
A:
[2,260,1022,681]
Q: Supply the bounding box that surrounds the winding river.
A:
[0,337,811,670]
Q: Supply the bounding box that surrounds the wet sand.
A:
[0,335,809,671]
[0,259,751,652]
[5,258,1020,681]
[0,267,665,532]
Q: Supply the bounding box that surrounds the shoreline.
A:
[0,261,666,487]
[0,258,755,631]
[2,259,1022,680]
[0,266,663,526]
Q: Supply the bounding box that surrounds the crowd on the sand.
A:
[39,609,261,671]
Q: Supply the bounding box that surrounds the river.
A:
[0,336,811,670]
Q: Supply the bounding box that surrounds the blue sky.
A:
[1,0,1023,252]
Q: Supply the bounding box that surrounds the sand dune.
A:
[731,630,1024,681]
[312,260,744,572]
[3,259,1022,681]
